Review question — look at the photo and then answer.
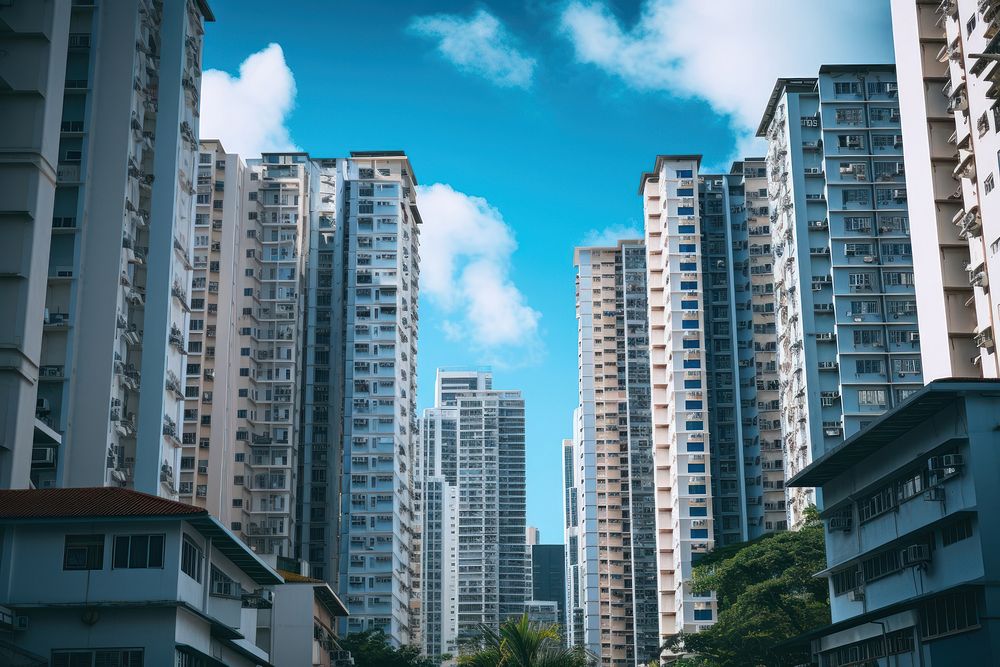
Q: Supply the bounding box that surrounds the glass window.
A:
[181,536,202,582]
[113,534,165,569]
[63,534,104,571]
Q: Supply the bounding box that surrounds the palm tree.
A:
[458,614,593,667]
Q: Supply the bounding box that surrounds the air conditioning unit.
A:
[863,255,876,263]
[909,332,920,343]
[805,167,821,174]
[900,544,931,567]
[848,587,865,602]
[36,398,50,412]
[816,332,835,341]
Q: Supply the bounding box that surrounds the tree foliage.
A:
[661,507,829,667]
[339,629,438,667]
[459,614,593,667]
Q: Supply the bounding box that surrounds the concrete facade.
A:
[788,380,1000,665]
[891,0,1000,379]
[759,67,924,527]
[0,0,70,489]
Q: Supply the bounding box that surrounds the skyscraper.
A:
[420,370,529,650]
[179,140,246,524]
[530,544,567,635]
[336,152,421,643]
[758,67,924,526]
[27,0,214,494]
[563,435,584,648]
[569,241,658,664]
[891,0,999,378]
[640,156,719,638]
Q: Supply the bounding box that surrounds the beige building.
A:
[891,0,999,378]
[571,241,659,664]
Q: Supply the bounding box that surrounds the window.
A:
[942,517,974,546]
[850,300,880,315]
[838,134,864,149]
[985,174,995,195]
[921,590,980,640]
[854,329,884,347]
[849,272,873,288]
[676,169,693,178]
[844,215,872,232]
[859,485,895,522]
[181,536,202,582]
[836,108,864,125]
[858,388,887,407]
[968,14,977,35]
[855,359,884,375]
[693,609,713,621]
[210,566,241,598]
[113,534,165,569]
[52,650,144,667]
[897,469,927,502]
[64,534,104,570]
[835,81,861,95]
[842,189,870,206]
[894,358,922,375]
[678,206,695,215]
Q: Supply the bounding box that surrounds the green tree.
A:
[660,507,829,667]
[459,614,593,667]
[338,629,437,667]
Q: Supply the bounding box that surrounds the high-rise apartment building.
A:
[420,370,529,651]
[27,0,213,495]
[758,67,924,526]
[0,0,70,488]
[178,140,245,524]
[891,0,999,378]
[569,241,658,664]
[639,155,719,639]
[337,152,421,643]
[731,159,787,534]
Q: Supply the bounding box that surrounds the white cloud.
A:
[409,9,537,88]
[560,0,893,156]
[580,223,644,247]
[199,43,299,156]
[416,184,541,355]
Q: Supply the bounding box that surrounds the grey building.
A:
[788,379,1000,665]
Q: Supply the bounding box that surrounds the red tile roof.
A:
[0,488,208,520]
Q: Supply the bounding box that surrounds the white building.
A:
[0,0,70,489]
[0,487,281,666]
[27,0,214,496]
[891,0,999,378]
[640,155,718,640]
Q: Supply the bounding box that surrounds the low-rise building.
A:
[787,379,1000,665]
[263,565,352,667]
[0,487,281,666]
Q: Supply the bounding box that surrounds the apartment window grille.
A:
[836,108,864,125]
[921,590,980,640]
[835,82,861,95]
[859,485,895,522]
[842,189,870,206]
[893,358,922,375]
[53,650,143,667]
[844,216,872,232]
[63,534,104,570]
[853,329,883,347]
[942,517,974,546]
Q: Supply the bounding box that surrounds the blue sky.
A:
[201,0,894,543]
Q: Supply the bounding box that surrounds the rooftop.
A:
[637,154,703,194]
[0,487,204,519]
[787,379,1000,488]
[756,77,817,138]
